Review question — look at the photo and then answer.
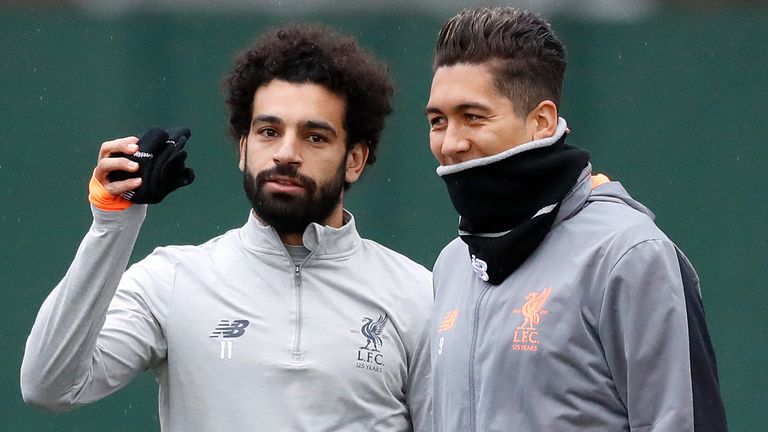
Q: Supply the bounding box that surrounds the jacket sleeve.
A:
[598,238,726,431]
[675,249,728,431]
[20,204,170,412]
[406,313,433,432]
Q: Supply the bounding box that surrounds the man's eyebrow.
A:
[252,114,283,126]
[301,120,338,137]
[424,102,492,116]
[454,102,492,112]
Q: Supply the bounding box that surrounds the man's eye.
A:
[429,117,446,129]
[259,128,278,137]
[465,114,482,122]
[307,134,327,143]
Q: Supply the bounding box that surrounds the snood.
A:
[438,120,589,285]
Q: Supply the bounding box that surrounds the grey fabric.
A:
[285,244,312,265]
[21,206,433,432]
[431,164,716,431]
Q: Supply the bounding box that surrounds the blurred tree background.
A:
[1,1,766,430]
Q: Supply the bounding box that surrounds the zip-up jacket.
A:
[21,205,433,432]
[431,166,727,431]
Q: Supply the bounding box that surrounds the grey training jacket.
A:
[431,166,726,431]
[21,205,433,432]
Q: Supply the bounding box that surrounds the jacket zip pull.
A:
[292,265,303,361]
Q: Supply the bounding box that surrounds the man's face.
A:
[239,79,364,235]
[425,63,536,166]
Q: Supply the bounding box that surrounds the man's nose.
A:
[272,134,302,165]
[441,123,471,158]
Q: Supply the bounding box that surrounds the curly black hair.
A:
[224,24,394,165]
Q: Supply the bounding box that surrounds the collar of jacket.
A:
[553,163,594,226]
[241,209,362,258]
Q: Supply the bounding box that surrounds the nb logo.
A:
[438,309,458,333]
[470,255,489,281]
[209,319,250,338]
[209,319,250,360]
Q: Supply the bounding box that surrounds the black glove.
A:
[108,127,196,204]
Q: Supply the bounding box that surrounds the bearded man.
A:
[21,24,432,432]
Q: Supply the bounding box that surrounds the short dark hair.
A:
[434,7,566,117]
[225,24,393,164]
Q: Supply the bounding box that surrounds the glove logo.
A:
[132,150,153,159]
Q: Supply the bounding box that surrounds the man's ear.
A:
[238,136,247,172]
[345,142,369,184]
[528,100,558,141]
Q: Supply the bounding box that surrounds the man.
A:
[425,7,727,431]
[21,24,432,432]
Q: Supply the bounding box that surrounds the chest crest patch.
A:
[512,287,552,352]
[351,313,388,373]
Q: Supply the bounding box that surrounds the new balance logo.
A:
[438,310,458,333]
[209,319,250,338]
[437,309,458,356]
[209,319,250,359]
[470,255,489,281]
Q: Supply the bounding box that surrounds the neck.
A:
[321,203,346,229]
[279,233,304,246]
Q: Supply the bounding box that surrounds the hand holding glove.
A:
[108,127,196,204]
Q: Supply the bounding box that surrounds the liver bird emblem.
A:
[518,287,552,330]
[360,314,389,352]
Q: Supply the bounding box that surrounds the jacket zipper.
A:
[292,265,303,361]
[469,284,492,432]
[279,239,315,362]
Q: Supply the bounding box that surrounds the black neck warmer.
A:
[438,121,590,285]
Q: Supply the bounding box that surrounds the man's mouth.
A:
[265,175,306,193]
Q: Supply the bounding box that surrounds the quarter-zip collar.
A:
[240,209,361,258]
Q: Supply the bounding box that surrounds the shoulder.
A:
[563,194,671,259]
[359,239,432,280]
[571,199,691,295]
[541,191,688,293]
[431,237,476,296]
[356,239,433,304]
[133,227,243,270]
[432,237,467,275]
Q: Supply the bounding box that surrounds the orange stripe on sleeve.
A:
[88,175,133,211]
[591,174,610,189]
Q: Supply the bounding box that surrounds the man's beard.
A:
[243,159,346,236]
